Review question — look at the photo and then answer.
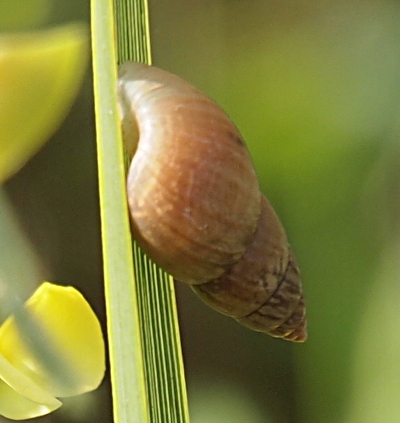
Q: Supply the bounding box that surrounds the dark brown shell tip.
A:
[281,298,307,343]
[265,288,307,342]
[283,318,307,342]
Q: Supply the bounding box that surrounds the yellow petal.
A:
[0,23,87,182]
[0,282,105,398]
[0,352,61,420]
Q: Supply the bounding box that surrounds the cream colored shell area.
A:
[118,62,261,285]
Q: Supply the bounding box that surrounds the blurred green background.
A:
[2,0,400,422]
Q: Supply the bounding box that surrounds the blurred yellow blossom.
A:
[0,282,105,420]
[0,23,87,183]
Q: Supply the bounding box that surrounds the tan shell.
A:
[118,61,307,342]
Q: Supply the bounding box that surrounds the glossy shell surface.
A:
[118,62,307,342]
[119,62,261,285]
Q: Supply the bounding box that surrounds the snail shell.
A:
[118,62,307,342]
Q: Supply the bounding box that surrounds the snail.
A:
[118,62,307,342]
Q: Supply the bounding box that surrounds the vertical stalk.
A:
[92,0,190,421]
[91,0,149,422]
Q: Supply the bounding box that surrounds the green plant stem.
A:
[92,0,190,421]
[91,0,149,422]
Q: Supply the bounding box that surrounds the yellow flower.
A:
[0,282,105,420]
[0,23,87,183]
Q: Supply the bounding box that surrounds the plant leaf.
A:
[91,0,150,422]
[92,0,190,422]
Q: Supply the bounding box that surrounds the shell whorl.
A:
[118,61,307,342]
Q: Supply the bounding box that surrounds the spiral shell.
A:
[118,62,307,342]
